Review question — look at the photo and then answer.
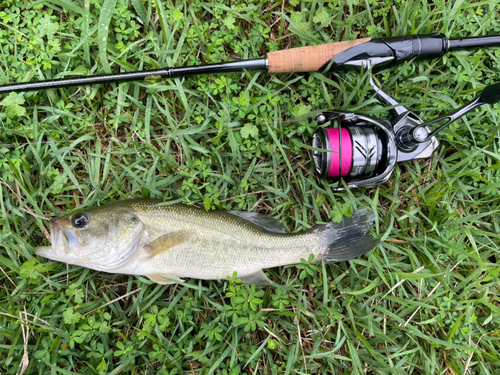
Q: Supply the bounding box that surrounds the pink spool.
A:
[325,128,352,177]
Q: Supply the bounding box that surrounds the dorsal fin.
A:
[227,211,286,233]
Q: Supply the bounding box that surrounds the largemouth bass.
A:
[35,199,379,285]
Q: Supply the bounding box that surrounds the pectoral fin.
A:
[146,229,194,257]
[147,273,184,285]
[239,270,273,285]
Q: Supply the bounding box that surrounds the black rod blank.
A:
[448,35,500,51]
[0,58,267,94]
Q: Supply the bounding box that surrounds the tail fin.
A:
[318,209,380,263]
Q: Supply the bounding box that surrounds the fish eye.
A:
[71,213,89,229]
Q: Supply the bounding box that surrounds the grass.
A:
[1,0,500,374]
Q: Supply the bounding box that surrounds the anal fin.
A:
[239,270,273,285]
[147,273,184,285]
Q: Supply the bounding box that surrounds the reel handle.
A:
[397,82,500,149]
[481,82,500,104]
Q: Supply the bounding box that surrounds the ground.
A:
[0,0,500,374]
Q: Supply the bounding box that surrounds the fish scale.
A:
[131,203,324,280]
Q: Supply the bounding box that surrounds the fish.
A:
[35,199,380,285]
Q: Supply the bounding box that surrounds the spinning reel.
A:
[312,66,500,189]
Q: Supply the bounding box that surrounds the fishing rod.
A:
[1,32,499,190]
[1,33,500,93]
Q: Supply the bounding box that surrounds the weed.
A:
[1,0,500,374]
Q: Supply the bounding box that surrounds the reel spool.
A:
[312,80,500,189]
[312,111,397,188]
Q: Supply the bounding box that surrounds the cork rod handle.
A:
[267,38,371,73]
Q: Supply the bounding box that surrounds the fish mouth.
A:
[34,245,53,258]
[35,218,57,259]
[50,218,58,251]
[35,218,71,261]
